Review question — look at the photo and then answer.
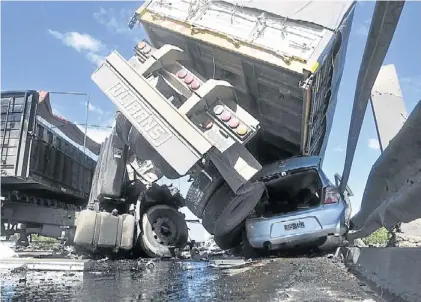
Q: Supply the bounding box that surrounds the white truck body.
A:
[133,0,356,161]
[93,0,356,193]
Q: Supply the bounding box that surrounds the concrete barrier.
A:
[343,247,421,302]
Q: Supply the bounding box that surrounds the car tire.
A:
[185,169,224,218]
[202,181,265,235]
[213,223,244,250]
[318,235,344,252]
[138,205,188,258]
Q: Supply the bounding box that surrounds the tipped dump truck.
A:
[89,0,356,252]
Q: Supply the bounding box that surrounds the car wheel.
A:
[185,169,224,218]
[318,235,344,252]
[139,205,188,258]
[213,223,244,250]
[202,182,265,235]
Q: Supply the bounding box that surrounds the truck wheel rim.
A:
[152,217,177,245]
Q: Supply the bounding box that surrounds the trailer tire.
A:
[202,181,265,235]
[139,205,188,258]
[185,169,224,218]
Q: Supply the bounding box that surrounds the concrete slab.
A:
[344,247,421,302]
[209,258,254,269]
[15,251,55,258]
[0,258,93,271]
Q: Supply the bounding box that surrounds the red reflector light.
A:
[176,70,187,79]
[221,111,231,121]
[184,74,194,84]
[190,79,200,90]
[324,186,340,204]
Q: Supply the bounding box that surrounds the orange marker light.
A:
[236,124,248,136]
[138,41,147,50]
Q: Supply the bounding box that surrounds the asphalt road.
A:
[1,257,383,302]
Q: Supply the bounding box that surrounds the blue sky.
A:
[1,1,420,222]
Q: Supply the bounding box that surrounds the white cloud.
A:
[86,52,105,67]
[83,126,113,144]
[48,29,106,66]
[89,103,103,115]
[76,115,115,145]
[354,19,370,37]
[48,29,104,52]
[401,75,421,94]
[333,145,345,153]
[81,101,104,115]
[93,7,144,42]
[368,138,380,150]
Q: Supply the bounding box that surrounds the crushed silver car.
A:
[245,156,352,252]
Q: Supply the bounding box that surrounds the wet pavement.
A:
[1,257,383,302]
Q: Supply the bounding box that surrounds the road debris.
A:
[209,258,253,269]
[0,241,19,259]
[0,258,92,271]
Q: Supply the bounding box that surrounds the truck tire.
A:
[139,205,188,258]
[185,169,224,218]
[202,181,265,235]
[242,230,267,259]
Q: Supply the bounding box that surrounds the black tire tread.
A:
[185,169,224,218]
[213,223,244,250]
[202,183,235,234]
[139,205,188,258]
[214,182,265,237]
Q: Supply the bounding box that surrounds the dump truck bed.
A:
[134,0,355,161]
[1,90,96,200]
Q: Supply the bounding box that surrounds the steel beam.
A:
[339,1,405,193]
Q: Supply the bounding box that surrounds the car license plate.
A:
[284,221,305,231]
[270,217,321,238]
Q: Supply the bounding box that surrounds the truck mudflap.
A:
[91,41,262,191]
[74,210,135,252]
